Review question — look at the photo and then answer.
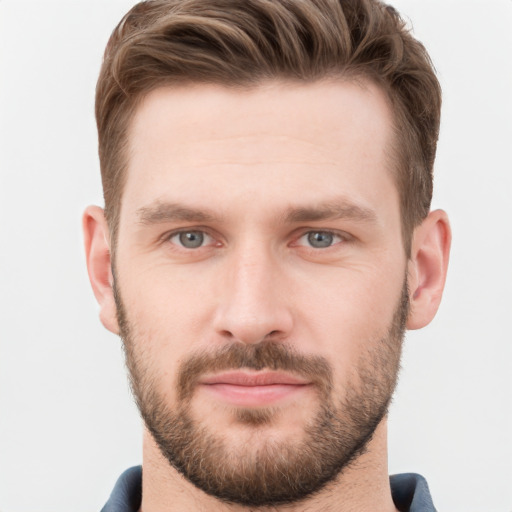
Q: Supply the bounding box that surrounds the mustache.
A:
[177,341,333,402]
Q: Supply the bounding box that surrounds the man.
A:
[83,0,451,510]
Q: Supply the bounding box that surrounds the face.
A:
[114,80,409,506]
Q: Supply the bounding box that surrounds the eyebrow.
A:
[283,200,377,224]
[136,202,219,224]
[136,198,377,226]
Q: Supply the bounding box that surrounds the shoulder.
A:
[390,473,437,512]
[100,466,142,512]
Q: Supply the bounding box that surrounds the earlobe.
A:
[82,205,120,335]
[406,209,451,330]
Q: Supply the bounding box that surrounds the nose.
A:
[212,244,294,345]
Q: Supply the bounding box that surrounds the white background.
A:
[0,1,511,511]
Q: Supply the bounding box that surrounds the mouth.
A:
[198,371,312,407]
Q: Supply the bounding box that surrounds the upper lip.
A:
[199,371,311,386]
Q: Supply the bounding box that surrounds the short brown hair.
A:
[96,0,441,254]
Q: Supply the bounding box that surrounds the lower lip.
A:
[200,383,310,407]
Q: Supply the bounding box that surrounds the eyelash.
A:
[163,228,350,251]
[294,230,346,249]
[166,229,217,249]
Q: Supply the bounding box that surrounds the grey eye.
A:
[306,231,338,248]
[176,231,206,248]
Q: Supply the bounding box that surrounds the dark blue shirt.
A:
[101,466,437,511]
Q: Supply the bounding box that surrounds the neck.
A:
[140,419,398,512]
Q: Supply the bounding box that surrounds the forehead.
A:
[123,79,397,219]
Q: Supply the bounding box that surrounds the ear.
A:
[83,205,119,334]
[406,209,451,330]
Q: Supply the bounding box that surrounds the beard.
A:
[115,279,409,508]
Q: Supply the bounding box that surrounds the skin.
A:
[84,79,451,511]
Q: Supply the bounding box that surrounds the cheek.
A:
[293,265,405,365]
[119,273,215,401]
[123,313,182,402]
[117,244,406,398]
[121,261,216,335]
